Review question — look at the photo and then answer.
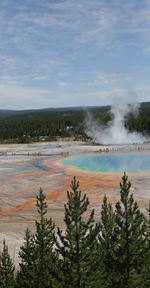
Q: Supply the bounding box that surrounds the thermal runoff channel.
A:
[62,152,150,174]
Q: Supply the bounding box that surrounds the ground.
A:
[0,140,149,266]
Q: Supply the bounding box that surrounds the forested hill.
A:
[0,102,149,143]
[0,105,110,119]
[140,101,150,109]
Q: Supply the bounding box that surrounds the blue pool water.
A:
[62,152,150,174]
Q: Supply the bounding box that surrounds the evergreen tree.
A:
[16,188,61,288]
[146,201,150,242]
[34,188,60,288]
[115,173,146,287]
[16,228,36,288]
[0,239,15,288]
[56,176,100,288]
[98,195,119,288]
[134,201,150,287]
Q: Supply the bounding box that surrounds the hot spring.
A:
[61,152,150,174]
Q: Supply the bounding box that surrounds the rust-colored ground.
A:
[0,155,147,222]
[0,159,119,213]
[0,142,149,265]
[0,155,122,223]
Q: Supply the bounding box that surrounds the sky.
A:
[0,0,150,109]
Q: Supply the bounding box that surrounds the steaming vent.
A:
[85,103,148,145]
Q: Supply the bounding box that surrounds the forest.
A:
[0,102,150,143]
[0,173,150,288]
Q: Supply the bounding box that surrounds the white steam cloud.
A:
[85,103,147,145]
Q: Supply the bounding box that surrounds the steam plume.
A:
[85,103,147,145]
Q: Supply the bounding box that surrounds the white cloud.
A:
[0,76,21,86]
[95,72,118,84]
[0,55,19,73]
[0,84,149,110]
[0,0,150,110]
[53,86,150,108]
[33,75,48,81]
[0,0,149,55]
[58,72,68,77]
[59,81,69,87]
[0,85,53,109]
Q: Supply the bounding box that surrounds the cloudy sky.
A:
[0,0,150,109]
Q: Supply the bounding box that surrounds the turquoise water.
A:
[62,152,150,174]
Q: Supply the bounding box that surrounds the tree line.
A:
[0,105,149,143]
[0,173,150,287]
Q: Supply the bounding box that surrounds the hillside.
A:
[0,102,149,143]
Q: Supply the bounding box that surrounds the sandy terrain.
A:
[0,140,150,266]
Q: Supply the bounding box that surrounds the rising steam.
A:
[85,103,147,145]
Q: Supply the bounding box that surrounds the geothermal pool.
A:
[62,152,150,174]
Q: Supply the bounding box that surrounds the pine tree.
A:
[98,195,119,288]
[115,173,146,287]
[146,201,150,242]
[16,188,61,288]
[16,228,36,288]
[34,188,60,288]
[0,239,15,288]
[56,176,100,288]
[134,201,150,287]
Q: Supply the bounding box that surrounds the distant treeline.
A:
[0,103,150,143]
[0,173,150,287]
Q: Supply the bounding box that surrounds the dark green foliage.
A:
[16,188,61,288]
[135,201,150,287]
[0,239,15,288]
[56,176,100,288]
[34,188,60,288]
[136,259,150,288]
[0,103,149,143]
[16,229,36,288]
[126,107,150,134]
[146,201,150,241]
[115,173,146,287]
[0,109,86,142]
[2,173,150,287]
[98,196,119,287]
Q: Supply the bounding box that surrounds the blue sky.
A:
[0,0,150,109]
